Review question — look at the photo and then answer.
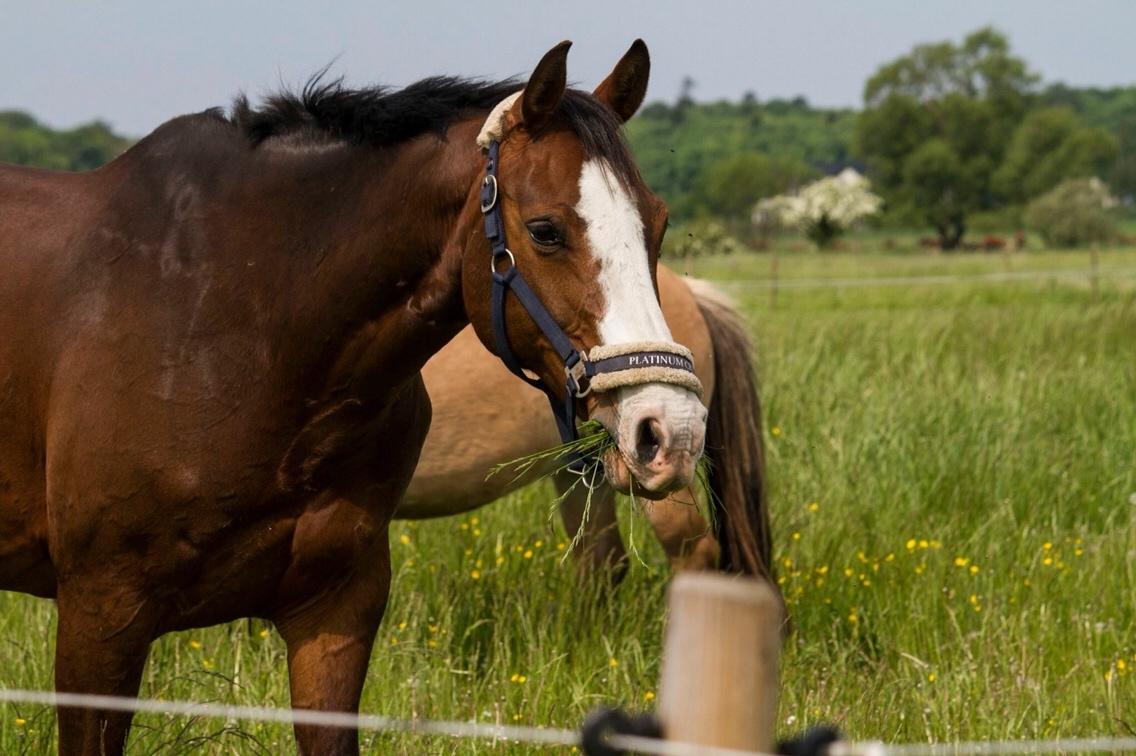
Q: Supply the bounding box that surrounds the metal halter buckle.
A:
[567,360,591,398]
[490,248,515,274]
[480,174,498,214]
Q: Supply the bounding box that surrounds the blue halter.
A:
[481,139,586,450]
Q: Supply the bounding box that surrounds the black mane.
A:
[229,74,639,182]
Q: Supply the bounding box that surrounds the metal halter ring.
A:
[490,248,515,274]
[480,174,498,213]
[565,457,605,491]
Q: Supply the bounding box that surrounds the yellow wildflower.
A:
[399,534,411,545]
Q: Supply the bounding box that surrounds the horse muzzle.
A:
[592,382,707,499]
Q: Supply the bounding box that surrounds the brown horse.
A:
[403,267,775,583]
[0,41,707,754]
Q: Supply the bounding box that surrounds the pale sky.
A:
[3,1,1135,136]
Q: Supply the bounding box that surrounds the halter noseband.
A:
[479,137,701,470]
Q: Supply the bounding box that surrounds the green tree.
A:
[626,96,856,222]
[0,111,132,171]
[1039,84,1136,200]
[693,151,814,221]
[1024,177,1118,247]
[994,107,1117,202]
[855,27,1037,249]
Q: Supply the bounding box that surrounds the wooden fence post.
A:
[657,574,783,752]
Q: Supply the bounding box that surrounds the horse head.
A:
[454,40,707,498]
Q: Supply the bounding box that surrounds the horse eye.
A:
[527,221,563,248]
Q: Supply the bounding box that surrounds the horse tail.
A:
[688,279,775,583]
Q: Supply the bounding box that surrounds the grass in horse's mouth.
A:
[486,419,616,485]
[487,421,717,567]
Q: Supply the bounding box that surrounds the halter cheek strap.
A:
[479,138,702,469]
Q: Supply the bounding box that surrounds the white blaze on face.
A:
[576,160,671,345]
[576,159,707,493]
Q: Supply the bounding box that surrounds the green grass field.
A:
[1,248,1134,754]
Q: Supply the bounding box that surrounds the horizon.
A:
[2,1,1135,136]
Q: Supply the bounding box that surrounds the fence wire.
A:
[712,264,1136,291]
[834,737,1136,755]
[3,686,1136,756]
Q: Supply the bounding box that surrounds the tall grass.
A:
[0,250,1133,753]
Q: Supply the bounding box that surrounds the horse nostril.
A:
[635,418,662,465]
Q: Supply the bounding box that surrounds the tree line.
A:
[627,27,1133,248]
[0,111,131,172]
[2,27,1133,249]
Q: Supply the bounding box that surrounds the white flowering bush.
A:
[755,169,882,249]
[1024,177,1118,248]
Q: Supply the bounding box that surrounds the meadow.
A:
[0,246,1133,754]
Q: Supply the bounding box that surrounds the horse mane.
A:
[228,73,639,183]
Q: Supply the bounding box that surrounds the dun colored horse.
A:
[0,41,707,754]
[403,266,775,583]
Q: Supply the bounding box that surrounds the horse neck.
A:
[257,121,484,392]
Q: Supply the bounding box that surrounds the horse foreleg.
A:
[643,489,720,572]
[54,583,155,756]
[554,473,628,583]
[274,539,391,756]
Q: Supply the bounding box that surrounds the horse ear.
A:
[593,39,650,123]
[522,40,571,132]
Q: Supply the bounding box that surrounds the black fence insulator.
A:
[777,725,843,756]
[581,706,664,756]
